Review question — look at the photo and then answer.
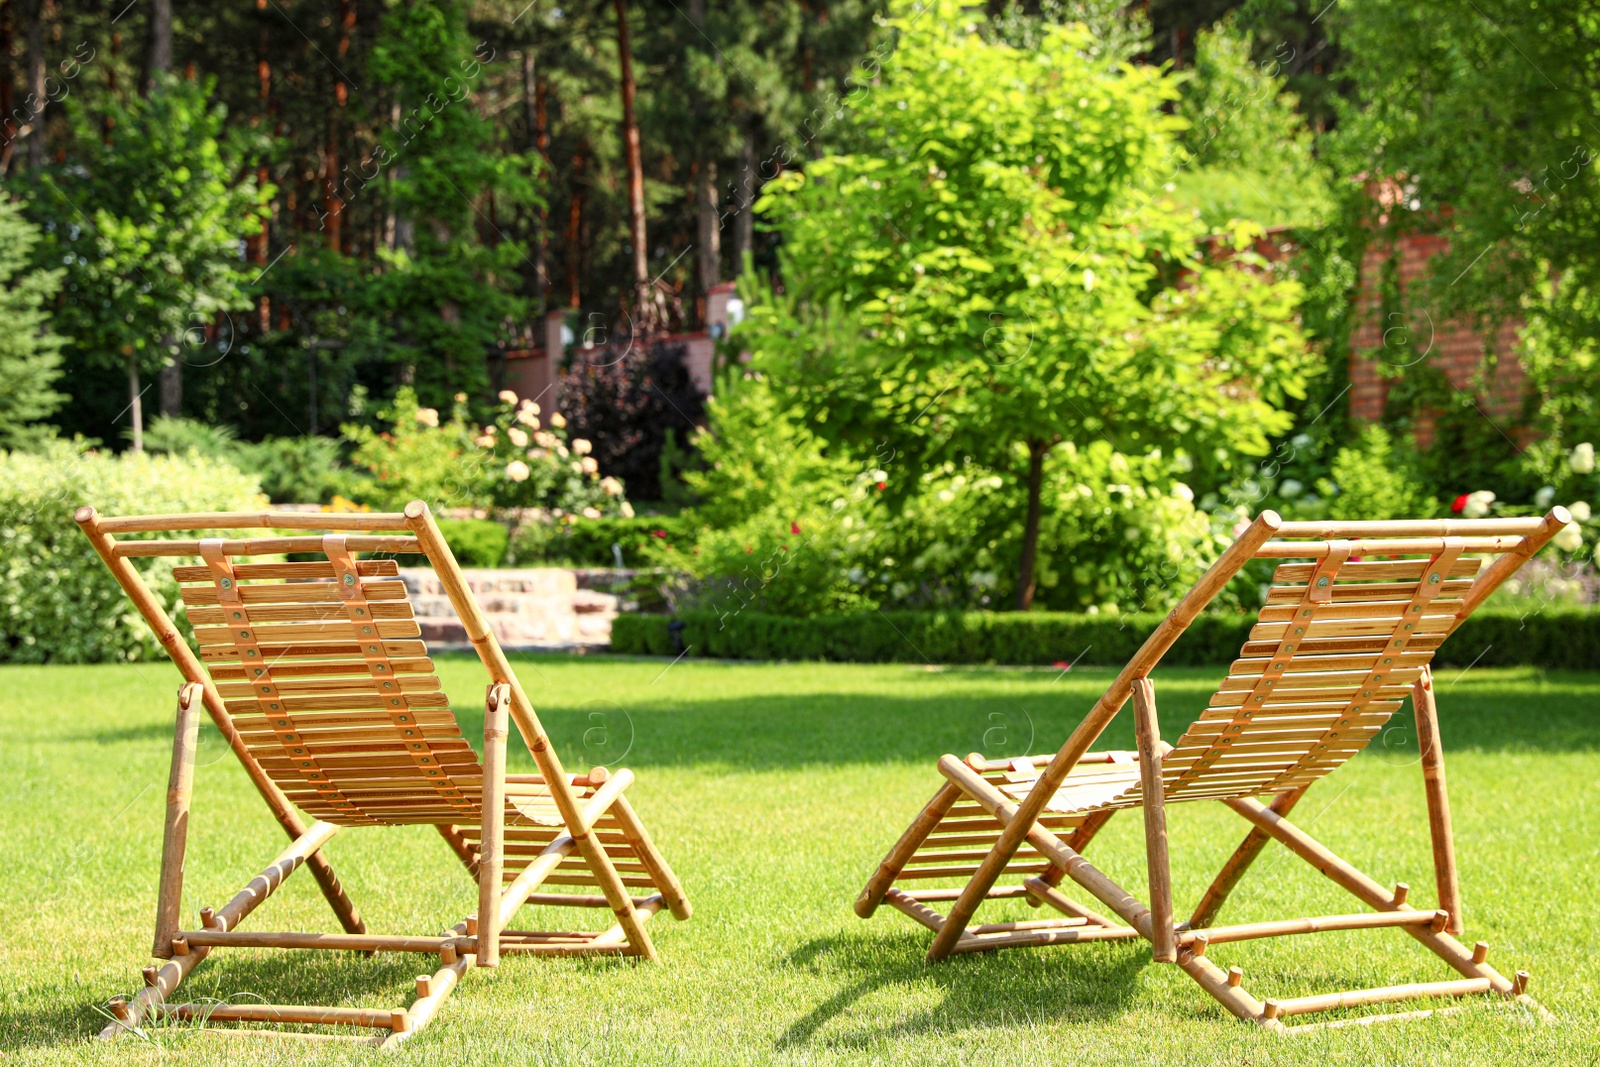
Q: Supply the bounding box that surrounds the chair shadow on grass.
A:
[774,931,1146,1051]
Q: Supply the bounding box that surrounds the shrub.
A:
[610,607,1600,670]
[0,442,264,663]
[508,515,692,567]
[396,518,509,569]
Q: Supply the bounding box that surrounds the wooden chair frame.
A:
[77,501,690,1047]
[856,509,1569,1034]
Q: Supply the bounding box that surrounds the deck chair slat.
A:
[181,580,411,606]
[216,674,443,698]
[187,600,417,625]
[210,657,436,680]
[171,559,401,582]
[1257,598,1465,623]
[200,639,430,661]
[1271,558,1481,583]
[196,619,422,645]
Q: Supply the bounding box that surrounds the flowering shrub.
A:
[342,386,631,519]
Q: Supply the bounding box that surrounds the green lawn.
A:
[3,656,1597,1065]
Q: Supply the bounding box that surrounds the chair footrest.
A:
[1266,977,1493,1019]
[162,1002,403,1030]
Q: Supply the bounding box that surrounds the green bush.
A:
[397,518,509,568]
[611,607,1600,670]
[0,442,264,663]
[509,515,692,567]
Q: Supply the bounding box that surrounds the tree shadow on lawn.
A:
[73,666,1600,765]
[774,931,1147,1051]
[13,947,422,1050]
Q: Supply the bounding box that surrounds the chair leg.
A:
[1132,678,1176,962]
[1189,787,1308,929]
[477,684,510,968]
[153,683,203,959]
[1412,666,1464,935]
[856,781,962,918]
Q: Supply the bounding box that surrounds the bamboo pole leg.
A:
[924,511,1283,961]
[1412,666,1463,935]
[1190,787,1307,929]
[608,792,692,920]
[1132,678,1176,963]
[1027,808,1116,905]
[75,506,365,937]
[477,684,510,968]
[153,683,203,959]
[857,781,962,918]
[406,500,656,963]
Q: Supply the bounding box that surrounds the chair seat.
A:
[995,751,1145,815]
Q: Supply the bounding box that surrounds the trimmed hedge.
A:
[611,608,1600,670]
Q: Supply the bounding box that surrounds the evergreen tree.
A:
[0,195,64,446]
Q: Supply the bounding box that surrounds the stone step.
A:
[399,567,620,650]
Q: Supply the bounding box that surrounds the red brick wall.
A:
[1349,233,1527,448]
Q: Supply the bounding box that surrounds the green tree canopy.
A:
[741,0,1314,607]
[0,198,65,448]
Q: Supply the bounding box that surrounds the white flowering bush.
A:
[0,442,264,662]
[342,387,629,519]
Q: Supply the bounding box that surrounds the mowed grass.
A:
[2,655,1598,1065]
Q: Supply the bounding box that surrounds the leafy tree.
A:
[560,339,705,501]
[0,197,64,446]
[22,74,266,450]
[742,0,1313,608]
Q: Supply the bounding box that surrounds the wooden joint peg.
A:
[1191,934,1209,958]
[965,752,985,771]
[588,765,609,786]
[440,943,458,966]
[1471,941,1489,965]
[465,915,478,937]
[1391,882,1410,907]
[1431,910,1450,933]
[415,975,434,999]
[171,936,189,957]
[141,966,159,988]
[1512,971,1530,996]
[1261,1000,1282,1022]
[199,906,219,930]
[389,1008,410,1033]
[1227,966,1244,988]
[108,997,131,1021]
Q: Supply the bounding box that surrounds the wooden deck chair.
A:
[76,501,690,1047]
[856,508,1570,1033]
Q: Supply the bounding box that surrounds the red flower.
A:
[790,521,801,534]
[1450,494,1469,514]
[876,481,887,490]
[652,529,667,538]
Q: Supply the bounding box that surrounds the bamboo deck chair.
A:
[76,501,690,1047]
[856,508,1570,1033]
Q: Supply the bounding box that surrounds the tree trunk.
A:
[23,0,44,169]
[323,0,353,253]
[1,0,13,172]
[614,0,650,315]
[142,0,171,92]
[158,345,181,417]
[696,159,720,300]
[522,46,548,314]
[565,146,585,308]
[255,0,271,332]
[733,126,754,274]
[1015,440,1047,611]
[127,357,145,452]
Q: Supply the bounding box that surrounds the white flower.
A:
[1571,442,1596,474]
[600,476,623,497]
[570,460,583,474]
[620,501,635,518]
[483,424,497,436]
[1278,479,1303,499]
[474,434,495,448]
[1552,521,1583,553]
[515,407,540,428]
[581,506,602,519]
[550,412,567,429]
[415,407,440,428]
[1535,485,1556,510]
[520,399,540,414]
[1290,433,1314,451]
[498,389,518,405]
[1172,482,1195,503]
[454,392,467,403]
[1462,490,1496,519]
[556,443,569,458]
[580,456,599,475]
[505,460,530,483]
[1083,268,1096,292]
[1571,500,1592,523]
[508,427,529,448]
[534,431,557,449]
[571,438,593,456]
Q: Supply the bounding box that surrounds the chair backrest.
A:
[1126,512,1571,805]
[74,503,581,829]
